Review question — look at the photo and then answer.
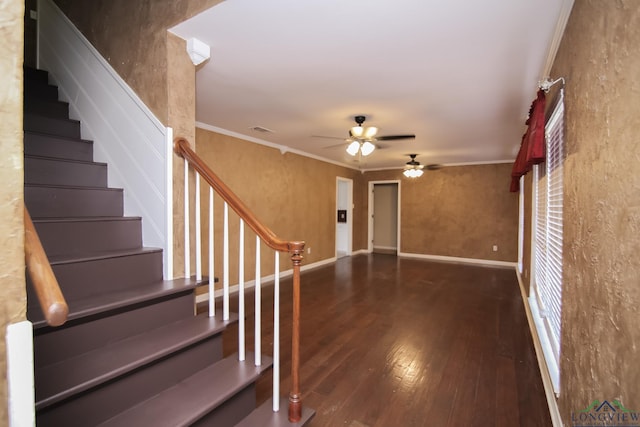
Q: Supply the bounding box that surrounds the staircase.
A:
[23,67,312,426]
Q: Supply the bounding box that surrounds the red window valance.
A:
[510,89,546,192]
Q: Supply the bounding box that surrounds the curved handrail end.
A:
[48,303,69,327]
[174,137,191,158]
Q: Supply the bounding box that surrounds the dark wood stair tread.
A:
[24,113,81,139]
[24,98,70,119]
[24,111,79,125]
[29,275,206,329]
[25,183,121,192]
[32,216,142,224]
[24,66,49,82]
[24,130,93,145]
[97,352,272,427]
[46,247,161,265]
[35,313,238,410]
[24,131,94,162]
[25,153,107,167]
[31,217,144,258]
[25,155,108,188]
[235,398,316,427]
[25,184,125,218]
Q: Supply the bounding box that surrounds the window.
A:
[518,175,524,274]
[530,89,565,394]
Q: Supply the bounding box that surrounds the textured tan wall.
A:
[194,129,517,269]
[551,1,640,422]
[167,33,198,277]
[195,128,367,281]
[0,0,27,423]
[53,0,222,124]
[365,164,519,262]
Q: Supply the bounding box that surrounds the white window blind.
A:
[531,89,565,394]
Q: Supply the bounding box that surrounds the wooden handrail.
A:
[174,137,305,421]
[24,205,68,327]
[174,137,305,255]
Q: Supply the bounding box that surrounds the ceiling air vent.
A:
[249,126,274,134]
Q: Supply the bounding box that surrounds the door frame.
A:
[335,177,353,257]
[368,180,401,253]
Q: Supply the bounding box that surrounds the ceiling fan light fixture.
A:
[403,168,424,178]
[350,125,378,140]
[403,154,425,178]
[364,126,378,139]
[346,140,360,156]
[361,141,376,156]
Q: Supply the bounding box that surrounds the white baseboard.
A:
[197,251,515,304]
[351,249,370,256]
[6,321,35,427]
[373,245,397,251]
[515,269,564,427]
[398,251,517,268]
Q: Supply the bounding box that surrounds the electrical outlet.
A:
[30,10,37,20]
[492,245,498,252]
[307,247,311,254]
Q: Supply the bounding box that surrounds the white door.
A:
[336,177,353,258]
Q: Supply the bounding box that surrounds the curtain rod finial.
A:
[538,77,565,92]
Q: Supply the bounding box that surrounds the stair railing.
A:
[24,204,68,327]
[174,137,305,422]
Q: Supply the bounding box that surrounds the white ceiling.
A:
[170,0,571,170]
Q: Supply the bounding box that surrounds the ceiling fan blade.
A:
[375,134,416,141]
[426,164,443,170]
[322,142,350,149]
[311,135,348,140]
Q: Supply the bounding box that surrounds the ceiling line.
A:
[197,122,516,173]
[196,122,362,171]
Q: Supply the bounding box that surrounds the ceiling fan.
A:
[315,115,415,157]
[403,154,442,178]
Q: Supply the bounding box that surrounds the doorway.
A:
[368,181,400,254]
[335,177,353,258]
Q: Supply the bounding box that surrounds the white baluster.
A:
[223,202,230,321]
[255,236,261,366]
[195,174,202,281]
[183,160,190,278]
[165,128,173,280]
[273,251,280,412]
[238,219,245,361]
[208,187,214,317]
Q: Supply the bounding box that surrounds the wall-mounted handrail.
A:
[24,204,68,327]
[174,137,305,422]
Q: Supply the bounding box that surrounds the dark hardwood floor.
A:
[216,253,552,427]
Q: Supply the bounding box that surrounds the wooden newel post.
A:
[288,243,304,423]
